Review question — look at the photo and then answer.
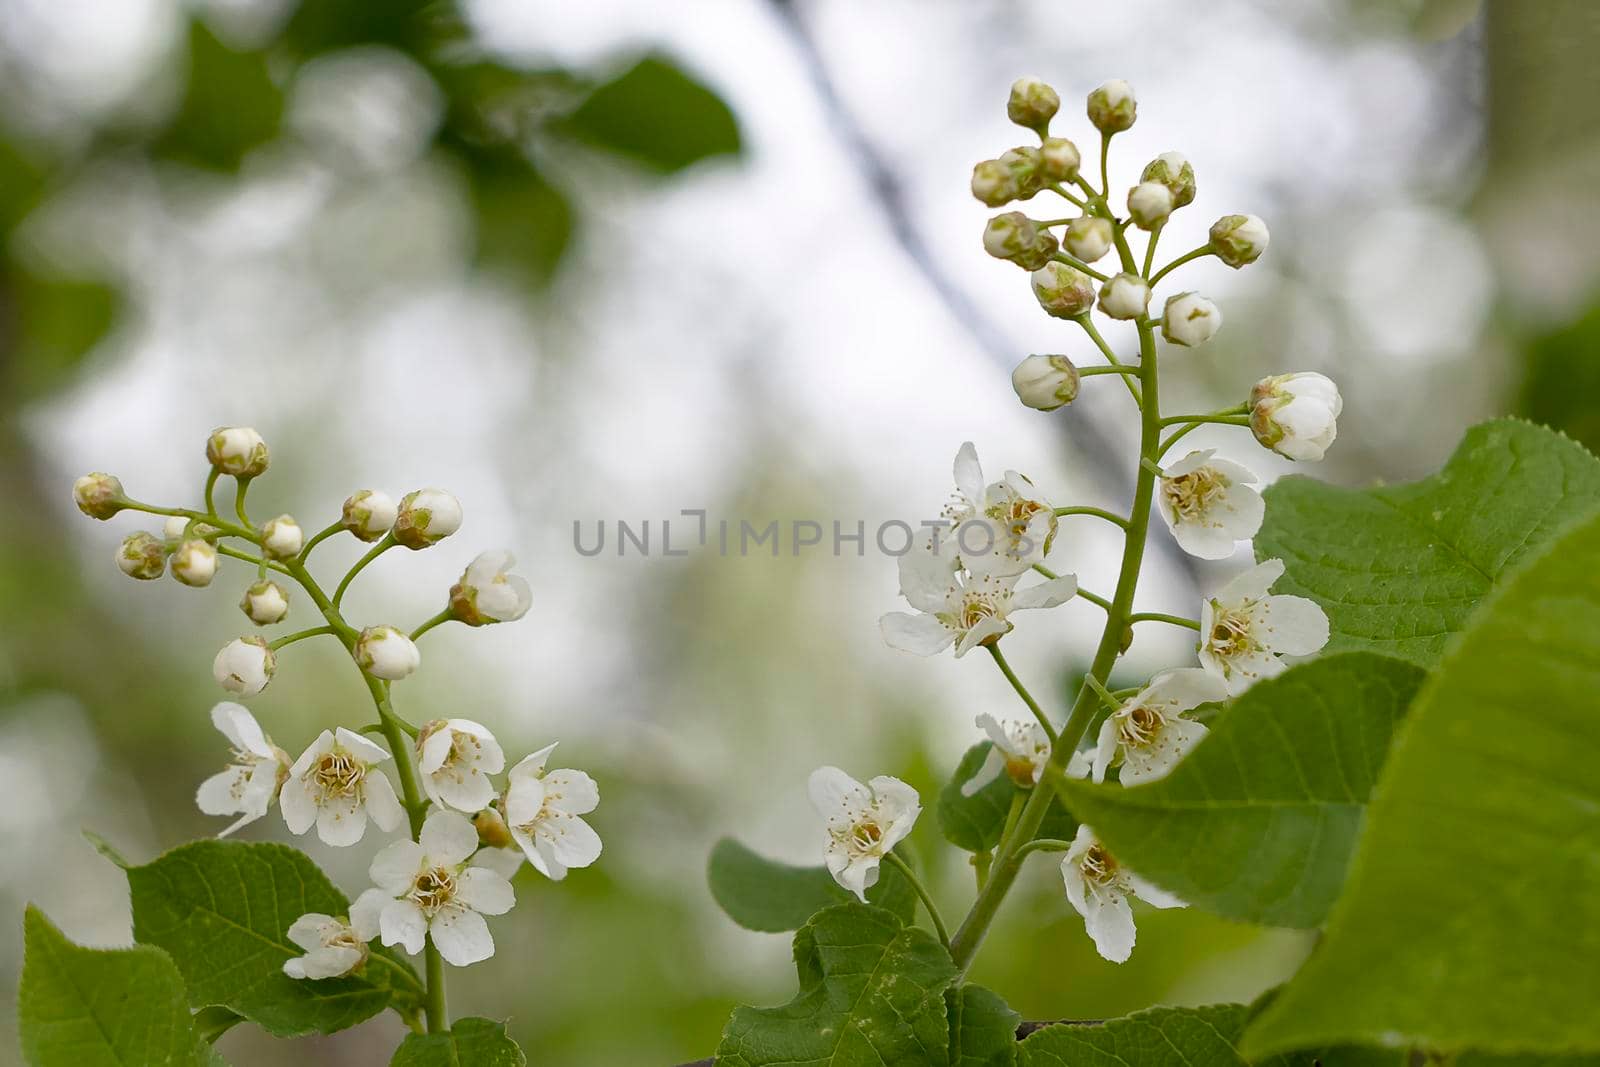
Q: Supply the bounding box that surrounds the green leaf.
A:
[557,54,741,173]
[937,744,1076,854]
[391,1017,527,1066]
[947,984,1019,1067]
[125,839,423,1037]
[1256,418,1600,666]
[707,837,916,932]
[8,271,119,399]
[18,906,211,1067]
[440,139,574,284]
[715,903,958,1067]
[1243,507,1600,1059]
[1058,652,1424,927]
[153,21,282,172]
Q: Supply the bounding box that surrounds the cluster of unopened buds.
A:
[73,427,601,976]
[793,78,1344,964]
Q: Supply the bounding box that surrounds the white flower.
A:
[941,441,1058,568]
[961,714,1050,796]
[880,538,1075,657]
[116,532,166,580]
[281,728,406,847]
[1007,75,1059,133]
[206,427,269,478]
[1250,372,1342,462]
[1011,355,1080,412]
[1031,261,1096,319]
[417,718,505,813]
[1141,151,1195,207]
[196,701,288,836]
[1087,79,1136,133]
[1092,669,1226,785]
[283,891,385,979]
[369,810,515,967]
[1061,825,1184,963]
[1098,273,1151,320]
[354,626,420,681]
[394,489,462,549]
[1199,559,1330,695]
[240,579,290,625]
[171,539,218,588]
[213,637,276,696]
[1127,181,1173,230]
[73,473,124,520]
[1063,216,1112,263]
[342,489,398,542]
[1160,292,1222,347]
[260,515,303,559]
[502,742,602,880]
[1210,214,1270,268]
[1157,450,1263,560]
[1039,137,1080,182]
[808,767,920,902]
[450,551,532,625]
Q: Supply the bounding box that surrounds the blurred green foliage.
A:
[1518,300,1600,453]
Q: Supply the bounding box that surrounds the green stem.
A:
[993,792,1026,860]
[425,944,447,1033]
[1082,673,1122,711]
[203,470,220,517]
[1142,222,1164,278]
[1052,504,1129,529]
[332,534,397,611]
[411,609,455,642]
[1148,245,1213,288]
[1046,184,1086,209]
[947,232,1163,976]
[1158,413,1250,429]
[1010,837,1075,862]
[1049,252,1109,282]
[1076,365,1140,379]
[1075,315,1142,405]
[234,477,254,531]
[1098,131,1112,201]
[1075,587,1113,614]
[987,644,1057,742]
[972,849,992,890]
[214,544,291,576]
[268,625,337,651]
[1129,611,1201,632]
[882,852,950,949]
[298,521,345,563]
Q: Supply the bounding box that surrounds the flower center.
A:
[849,819,884,854]
[313,751,365,799]
[409,866,457,916]
[1117,703,1166,748]
[1163,467,1226,523]
[1080,844,1120,888]
[1208,605,1257,658]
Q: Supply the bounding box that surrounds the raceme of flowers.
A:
[72,427,600,982]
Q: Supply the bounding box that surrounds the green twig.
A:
[268,625,337,652]
[987,644,1057,743]
[1052,504,1130,529]
[1128,612,1201,632]
[332,534,397,611]
[883,852,950,950]
[1148,245,1213,287]
[411,609,455,642]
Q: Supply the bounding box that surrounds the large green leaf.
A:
[707,837,916,932]
[937,744,1077,854]
[391,1017,526,1066]
[947,984,1019,1067]
[557,54,741,173]
[7,270,120,399]
[124,839,423,1037]
[715,903,957,1066]
[1058,652,1424,927]
[1244,508,1600,1058]
[1256,419,1600,666]
[18,906,211,1067]
[153,21,282,172]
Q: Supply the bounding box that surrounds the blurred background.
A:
[1,0,1595,1062]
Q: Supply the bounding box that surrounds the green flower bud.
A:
[73,473,126,520]
[1209,214,1270,268]
[117,531,167,581]
[1087,79,1136,134]
[1141,151,1195,208]
[1030,262,1096,319]
[1007,76,1060,135]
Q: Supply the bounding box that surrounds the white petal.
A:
[279,778,319,836]
[430,906,494,966]
[535,814,603,871]
[431,768,496,814]
[504,777,546,827]
[880,612,954,656]
[834,856,876,902]
[1258,595,1330,656]
[1011,575,1077,610]
[380,900,428,955]
[1172,521,1243,561]
[420,809,480,865]
[1160,450,1214,479]
[1120,719,1208,785]
[369,839,426,894]
[283,957,308,980]
[541,769,599,816]
[959,746,1007,797]
[295,944,363,980]
[289,731,336,781]
[197,767,248,817]
[509,742,559,783]
[1218,559,1285,602]
[417,727,453,775]
[532,833,570,882]
[286,913,338,953]
[896,545,956,615]
[468,846,525,881]
[316,793,368,847]
[952,442,985,511]
[1139,668,1228,712]
[1082,891,1137,963]
[349,888,388,942]
[955,615,1011,657]
[456,867,516,916]
[452,721,505,775]
[808,766,871,822]
[1091,717,1119,784]
[1127,873,1188,910]
[510,827,557,880]
[1207,457,1258,485]
[867,775,920,815]
[363,772,405,833]
[335,727,391,765]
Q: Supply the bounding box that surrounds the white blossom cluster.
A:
[73,427,598,979]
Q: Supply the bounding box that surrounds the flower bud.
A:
[214,637,276,696]
[474,806,515,850]
[354,625,421,680]
[1039,137,1080,182]
[1097,273,1151,320]
[342,489,397,542]
[206,427,269,478]
[1161,292,1223,347]
[393,489,462,550]
[1250,373,1342,462]
[1087,79,1136,134]
[1011,355,1080,412]
[73,473,125,520]
[450,550,532,626]
[171,539,218,588]
[983,212,1058,271]
[1209,214,1270,269]
[1007,76,1060,135]
[164,516,191,541]
[260,515,303,560]
[1127,181,1174,230]
[240,579,290,625]
[1063,217,1113,263]
[998,146,1044,201]
[116,532,167,581]
[1030,262,1096,319]
[970,159,1015,207]
[1142,151,1195,208]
